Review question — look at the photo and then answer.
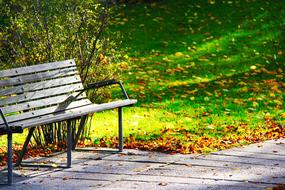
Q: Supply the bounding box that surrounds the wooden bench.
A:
[0,59,137,185]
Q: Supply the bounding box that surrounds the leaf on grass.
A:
[174,52,184,57]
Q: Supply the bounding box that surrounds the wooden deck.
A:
[1,138,285,189]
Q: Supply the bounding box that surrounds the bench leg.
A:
[7,132,13,185]
[15,127,35,167]
[67,120,72,168]
[72,116,87,150]
[118,107,123,152]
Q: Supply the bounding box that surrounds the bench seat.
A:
[0,99,136,134]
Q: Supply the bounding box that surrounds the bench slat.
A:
[0,99,92,125]
[0,75,82,96]
[0,59,75,78]
[1,92,87,114]
[0,83,84,106]
[0,67,77,88]
[1,99,137,129]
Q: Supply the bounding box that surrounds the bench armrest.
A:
[86,79,117,89]
[84,79,129,99]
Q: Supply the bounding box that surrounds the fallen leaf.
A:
[51,164,58,168]
[158,182,168,186]
[174,52,184,57]
[185,164,192,167]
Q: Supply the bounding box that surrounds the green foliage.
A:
[0,0,119,88]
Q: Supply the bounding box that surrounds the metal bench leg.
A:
[118,107,123,152]
[7,132,13,185]
[15,127,35,167]
[67,121,72,168]
[72,116,87,150]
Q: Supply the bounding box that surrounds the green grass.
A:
[0,134,26,147]
[89,0,285,153]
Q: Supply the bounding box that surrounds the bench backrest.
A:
[0,59,91,128]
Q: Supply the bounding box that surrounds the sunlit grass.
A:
[89,107,179,140]
[88,0,284,152]
[0,134,26,147]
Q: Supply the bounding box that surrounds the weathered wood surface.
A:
[0,67,77,88]
[0,75,82,96]
[0,99,136,129]
[0,139,284,189]
[0,60,75,78]
[1,92,86,114]
[0,83,84,106]
[0,99,92,125]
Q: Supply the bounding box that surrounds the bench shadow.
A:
[0,148,119,187]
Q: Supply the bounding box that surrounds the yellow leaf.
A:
[162,57,171,62]
[205,91,213,96]
[185,117,193,122]
[186,89,198,94]
[204,97,210,101]
[269,93,275,97]
[250,65,257,70]
[174,52,184,57]
[207,125,215,129]
[264,113,271,119]
[123,54,129,59]
[273,99,282,105]
[208,0,215,4]
[252,101,259,107]
[51,164,58,168]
